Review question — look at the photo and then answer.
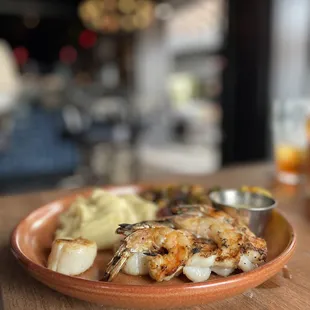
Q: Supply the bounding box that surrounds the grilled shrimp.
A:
[235,224,267,271]
[183,238,218,282]
[183,237,237,282]
[116,219,238,281]
[111,204,267,282]
[103,227,195,282]
[171,205,267,272]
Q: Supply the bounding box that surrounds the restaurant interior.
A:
[0,0,308,194]
[2,1,310,309]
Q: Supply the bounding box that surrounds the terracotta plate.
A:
[11,185,296,309]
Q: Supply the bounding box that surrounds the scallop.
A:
[47,238,97,276]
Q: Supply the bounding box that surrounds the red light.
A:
[13,47,29,65]
[59,45,77,64]
[79,30,97,49]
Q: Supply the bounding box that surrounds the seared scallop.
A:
[47,238,97,276]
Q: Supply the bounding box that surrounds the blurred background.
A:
[0,0,309,194]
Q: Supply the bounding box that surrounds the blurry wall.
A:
[270,0,310,98]
[133,21,171,111]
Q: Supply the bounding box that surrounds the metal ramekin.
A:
[208,189,277,236]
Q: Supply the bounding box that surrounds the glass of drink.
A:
[272,98,309,185]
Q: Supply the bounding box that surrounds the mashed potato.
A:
[55,189,157,250]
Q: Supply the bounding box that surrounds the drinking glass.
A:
[272,98,309,185]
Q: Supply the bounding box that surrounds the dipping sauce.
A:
[235,204,251,209]
[241,186,273,198]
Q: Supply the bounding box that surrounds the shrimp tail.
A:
[116,223,136,236]
[116,220,174,235]
[103,243,131,281]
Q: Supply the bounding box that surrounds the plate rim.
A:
[10,184,297,294]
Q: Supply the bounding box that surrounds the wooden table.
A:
[1,162,310,310]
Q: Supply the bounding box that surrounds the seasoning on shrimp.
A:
[171,205,267,273]
[103,226,195,282]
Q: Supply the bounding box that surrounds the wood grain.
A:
[1,162,310,310]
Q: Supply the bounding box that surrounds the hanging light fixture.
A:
[78,0,154,33]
